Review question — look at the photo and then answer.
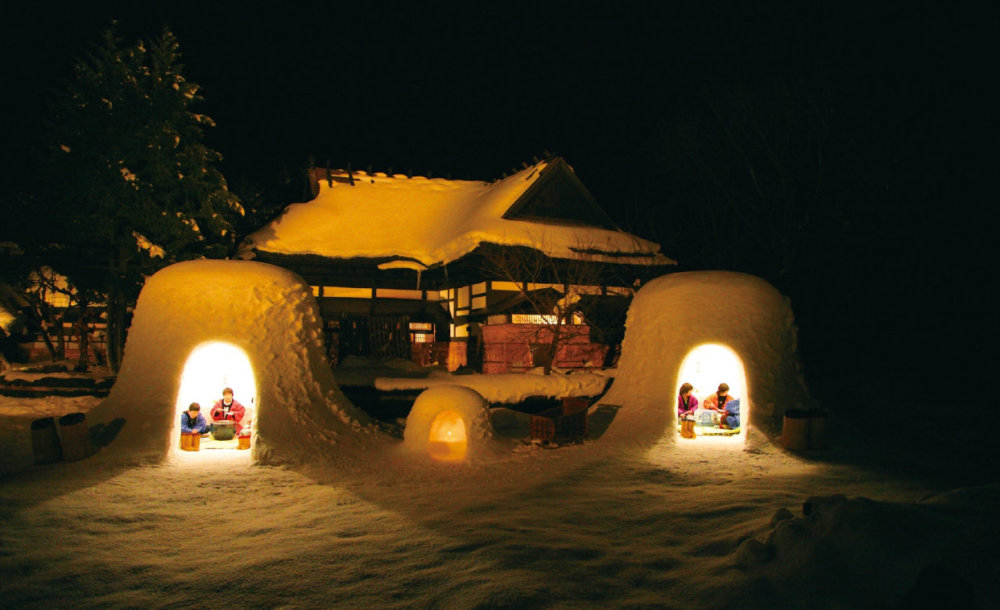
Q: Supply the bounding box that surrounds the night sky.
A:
[1,3,994,387]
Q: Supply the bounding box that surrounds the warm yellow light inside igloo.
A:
[427,410,467,462]
[172,341,257,458]
[675,343,748,442]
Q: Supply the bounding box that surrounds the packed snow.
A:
[1,263,996,608]
[401,385,502,463]
[82,259,380,468]
[376,368,612,404]
[239,160,673,267]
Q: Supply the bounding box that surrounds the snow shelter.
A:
[84,260,374,465]
[600,271,812,444]
[402,385,498,463]
[238,157,675,374]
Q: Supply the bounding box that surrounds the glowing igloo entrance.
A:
[427,410,468,462]
[675,343,748,443]
[172,341,257,458]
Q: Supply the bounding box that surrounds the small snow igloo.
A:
[601,271,811,444]
[85,260,372,464]
[403,386,495,463]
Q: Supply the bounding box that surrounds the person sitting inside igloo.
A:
[210,387,247,437]
[180,402,211,436]
[677,382,699,419]
[699,382,740,429]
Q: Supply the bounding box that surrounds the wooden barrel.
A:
[781,409,810,451]
[58,412,92,461]
[31,417,62,464]
[237,435,251,450]
[180,432,201,451]
[808,409,828,450]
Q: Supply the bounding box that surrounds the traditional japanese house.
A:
[238,157,675,371]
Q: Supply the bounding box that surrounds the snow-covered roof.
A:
[239,159,675,269]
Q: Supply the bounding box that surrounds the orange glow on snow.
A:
[427,410,467,462]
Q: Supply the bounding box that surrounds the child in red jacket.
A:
[210,387,246,435]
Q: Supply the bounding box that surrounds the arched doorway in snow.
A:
[675,343,748,443]
[428,410,468,462]
[404,386,494,463]
[172,341,257,458]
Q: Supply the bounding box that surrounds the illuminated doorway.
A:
[675,343,748,442]
[427,410,467,462]
[172,341,257,457]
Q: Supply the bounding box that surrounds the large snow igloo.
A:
[600,271,811,444]
[85,260,373,464]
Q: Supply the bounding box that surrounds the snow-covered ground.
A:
[1,265,995,608]
[1,388,996,609]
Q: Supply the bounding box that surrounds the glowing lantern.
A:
[427,410,468,462]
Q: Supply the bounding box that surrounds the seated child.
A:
[210,387,246,435]
[677,382,699,419]
[700,382,741,429]
[721,398,740,429]
[180,403,211,435]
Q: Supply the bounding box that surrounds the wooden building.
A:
[238,158,675,371]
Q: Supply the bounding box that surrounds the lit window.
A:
[511,314,558,325]
[409,322,434,344]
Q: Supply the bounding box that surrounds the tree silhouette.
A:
[34,27,243,372]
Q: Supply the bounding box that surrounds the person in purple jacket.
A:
[677,382,699,419]
[180,403,211,435]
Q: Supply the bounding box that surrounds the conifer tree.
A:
[38,27,243,372]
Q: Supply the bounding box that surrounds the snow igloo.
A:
[600,271,811,445]
[403,385,497,463]
[85,260,373,465]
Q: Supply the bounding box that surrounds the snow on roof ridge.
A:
[322,158,549,184]
[240,158,673,267]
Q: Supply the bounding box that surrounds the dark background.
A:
[1,2,994,392]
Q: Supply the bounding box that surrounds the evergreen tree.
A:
[37,27,243,372]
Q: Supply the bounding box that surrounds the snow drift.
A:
[601,271,812,445]
[85,260,377,465]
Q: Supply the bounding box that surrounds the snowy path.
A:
[1,396,997,609]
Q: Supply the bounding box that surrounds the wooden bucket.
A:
[680,418,696,439]
[808,409,828,450]
[781,409,810,451]
[237,435,251,450]
[180,432,201,451]
[58,412,91,461]
[31,417,62,464]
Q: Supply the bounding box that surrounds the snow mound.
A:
[601,271,811,444]
[402,385,500,462]
[377,368,611,404]
[85,260,378,465]
[736,486,999,608]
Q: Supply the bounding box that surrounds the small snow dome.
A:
[404,386,493,463]
[84,260,373,465]
[601,271,811,445]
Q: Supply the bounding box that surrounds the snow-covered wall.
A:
[601,271,812,444]
[86,260,377,465]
